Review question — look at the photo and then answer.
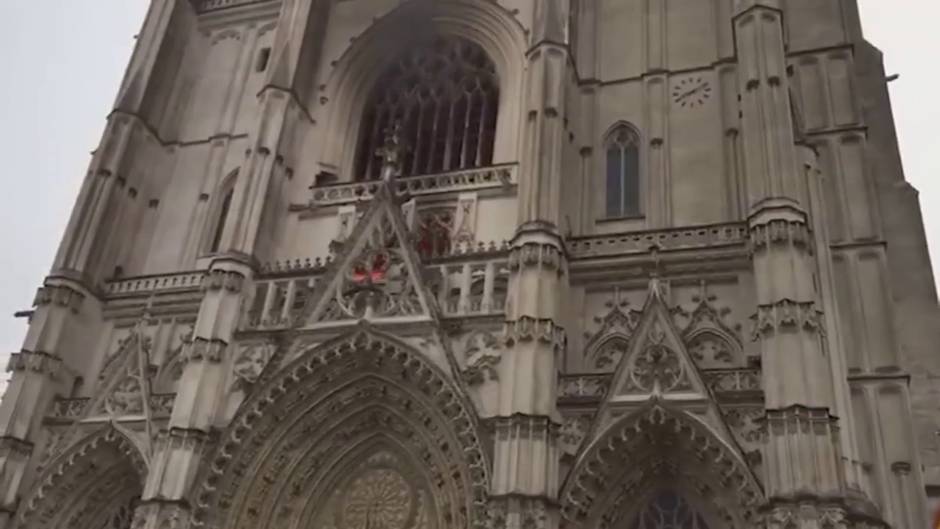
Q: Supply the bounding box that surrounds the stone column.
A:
[733,1,886,526]
[0,282,88,529]
[132,260,249,528]
[491,2,569,528]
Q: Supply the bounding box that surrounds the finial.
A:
[376,121,407,182]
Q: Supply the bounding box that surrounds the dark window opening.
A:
[210,187,234,253]
[605,125,641,218]
[354,36,500,181]
[256,47,271,72]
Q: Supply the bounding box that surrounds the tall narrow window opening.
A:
[354,35,500,181]
[256,47,271,72]
[209,187,234,253]
[605,125,641,218]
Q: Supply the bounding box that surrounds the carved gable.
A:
[606,280,710,404]
[302,184,438,327]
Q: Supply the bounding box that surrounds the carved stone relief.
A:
[583,289,642,371]
[232,340,276,386]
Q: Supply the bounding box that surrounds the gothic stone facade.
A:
[2,1,939,528]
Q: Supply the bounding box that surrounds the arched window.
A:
[354,35,500,180]
[209,187,233,253]
[632,491,711,529]
[208,170,237,254]
[605,125,641,218]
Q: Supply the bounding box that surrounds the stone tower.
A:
[1,0,938,528]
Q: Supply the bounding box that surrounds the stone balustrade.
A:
[307,164,516,207]
[106,272,206,296]
[567,222,748,260]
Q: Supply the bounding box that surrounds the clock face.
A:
[671,76,712,108]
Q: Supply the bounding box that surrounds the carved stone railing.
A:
[243,252,510,330]
[567,222,749,260]
[704,368,762,398]
[49,393,177,421]
[558,374,610,404]
[557,368,761,406]
[106,271,206,296]
[51,397,89,420]
[192,0,269,12]
[306,164,516,207]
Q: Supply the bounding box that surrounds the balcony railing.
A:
[243,251,510,330]
[307,164,516,207]
[192,0,268,12]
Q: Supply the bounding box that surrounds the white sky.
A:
[0,2,937,365]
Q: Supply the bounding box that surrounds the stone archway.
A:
[561,404,764,529]
[15,427,147,529]
[191,327,490,529]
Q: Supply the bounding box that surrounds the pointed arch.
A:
[316,0,527,178]
[191,326,490,529]
[16,426,148,529]
[203,168,239,255]
[562,403,763,529]
[602,122,642,218]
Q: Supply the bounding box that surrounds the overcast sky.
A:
[0,2,937,367]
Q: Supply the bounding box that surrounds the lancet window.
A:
[354,35,500,180]
[631,491,711,529]
[605,125,641,218]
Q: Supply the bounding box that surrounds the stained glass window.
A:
[354,36,500,180]
[605,125,641,218]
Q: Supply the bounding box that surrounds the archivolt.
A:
[191,327,491,529]
[561,404,764,529]
[16,426,147,529]
[316,0,526,175]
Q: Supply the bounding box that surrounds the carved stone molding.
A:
[749,217,812,252]
[306,164,517,207]
[201,269,245,293]
[762,500,889,529]
[492,414,561,441]
[17,427,147,529]
[7,350,63,377]
[562,405,763,526]
[486,496,556,529]
[507,242,565,273]
[232,340,275,386]
[503,317,566,352]
[763,404,837,430]
[0,436,34,459]
[33,284,85,312]
[462,330,502,386]
[751,299,825,339]
[191,328,491,529]
[183,337,227,364]
[160,427,212,454]
[558,374,610,403]
[132,499,189,529]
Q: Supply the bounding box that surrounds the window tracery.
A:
[631,491,712,529]
[354,35,500,180]
[605,125,641,218]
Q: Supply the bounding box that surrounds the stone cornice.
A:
[7,351,63,378]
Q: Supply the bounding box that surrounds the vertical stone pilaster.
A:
[0,281,89,527]
[493,1,570,527]
[133,261,250,528]
[733,1,888,526]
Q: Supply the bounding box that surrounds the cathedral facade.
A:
[2,0,939,528]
